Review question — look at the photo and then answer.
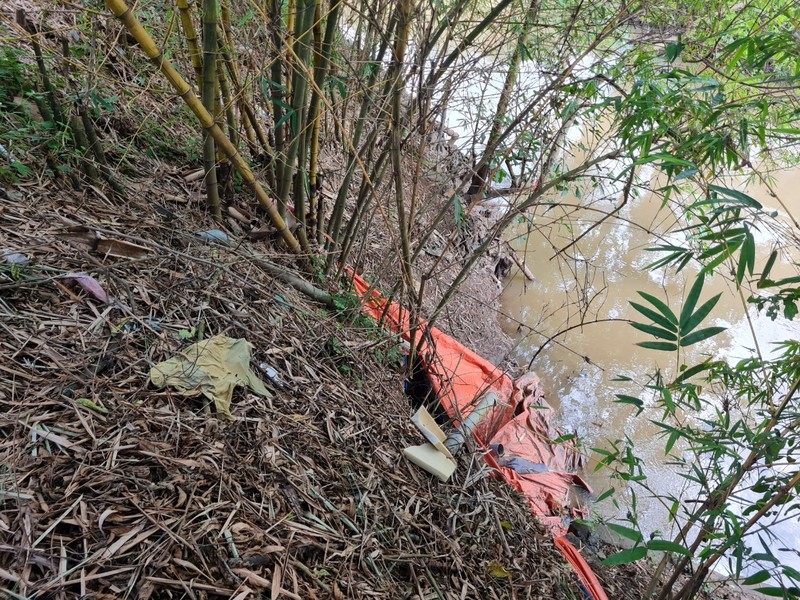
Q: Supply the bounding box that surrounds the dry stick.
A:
[323,14,397,261]
[104,0,305,260]
[216,43,274,182]
[468,0,537,196]
[202,0,222,219]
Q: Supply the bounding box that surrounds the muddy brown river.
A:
[498,158,800,567]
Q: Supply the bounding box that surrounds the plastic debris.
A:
[196,229,233,246]
[2,249,28,264]
[258,363,284,389]
[61,272,109,303]
[149,335,271,421]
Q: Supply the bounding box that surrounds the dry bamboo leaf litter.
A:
[0,178,586,599]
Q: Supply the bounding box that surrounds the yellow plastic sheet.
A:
[149,335,271,420]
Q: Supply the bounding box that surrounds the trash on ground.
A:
[149,335,271,420]
[404,406,456,482]
[2,248,28,264]
[196,229,233,246]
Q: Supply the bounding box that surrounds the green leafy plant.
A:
[630,274,726,353]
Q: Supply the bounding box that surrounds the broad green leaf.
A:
[637,292,678,325]
[680,275,705,329]
[601,546,647,566]
[638,341,679,352]
[679,326,726,347]
[681,293,722,336]
[630,322,678,341]
[630,301,678,332]
[606,523,643,543]
[646,539,691,556]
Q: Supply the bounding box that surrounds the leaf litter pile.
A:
[0,182,594,599]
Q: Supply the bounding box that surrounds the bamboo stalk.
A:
[202,0,222,219]
[323,15,396,258]
[176,0,203,85]
[104,0,306,259]
[76,98,126,195]
[307,0,341,240]
[69,112,101,183]
[268,0,287,213]
[389,0,414,288]
[278,0,315,248]
[16,9,65,126]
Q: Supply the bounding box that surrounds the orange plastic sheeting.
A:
[349,273,608,600]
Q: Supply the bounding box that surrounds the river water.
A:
[418,42,800,574]
[497,153,800,569]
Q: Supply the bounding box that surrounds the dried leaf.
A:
[61,272,109,304]
[95,238,151,259]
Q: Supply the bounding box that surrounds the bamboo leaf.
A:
[673,361,711,385]
[646,539,691,556]
[637,292,678,325]
[596,488,615,502]
[630,322,678,341]
[679,275,706,329]
[758,250,778,287]
[601,546,647,566]
[737,229,755,284]
[665,429,681,454]
[615,394,644,413]
[606,523,643,543]
[637,341,678,352]
[630,301,678,332]
[679,326,726,347]
[681,293,722,336]
[706,184,763,209]
[743,571,771,585]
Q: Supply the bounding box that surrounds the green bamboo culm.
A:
[176,0,203,86]
[103,0,306,259]
[308,0,341,242]
[202,0,221,219]
[278,0,316,249]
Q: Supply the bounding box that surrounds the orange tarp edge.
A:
[349,273,608,600]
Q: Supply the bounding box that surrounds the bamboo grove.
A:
[5,0,800,595]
